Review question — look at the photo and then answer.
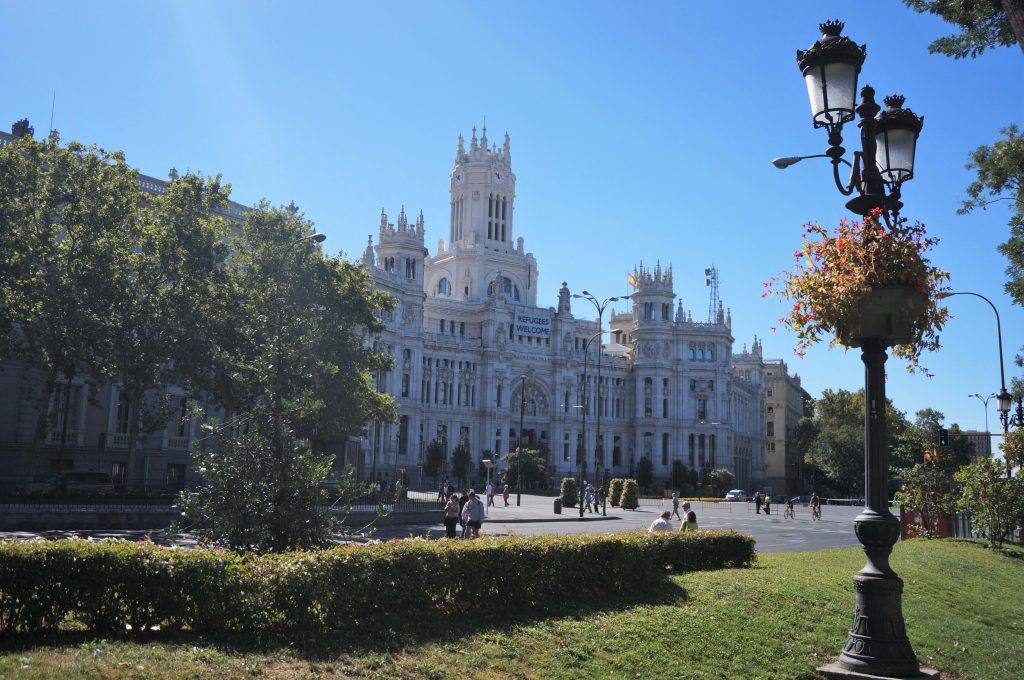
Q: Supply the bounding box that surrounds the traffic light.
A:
[938,428,949,447]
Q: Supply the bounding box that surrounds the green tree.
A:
[706,468,735,497]
[891,409,974,474]
[176,407,344,552]
[176,201,394,550]
[800,389,909,496]
[635,457,653,491]
[954,458,1024,547]
[450,443,471,488]
[0,129,143,482]
[110,173,232,490]
[423,439,445,480]
[503,448,546,488]
[894,462,955,538]
[904,0,1024,57]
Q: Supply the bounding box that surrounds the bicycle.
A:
[811,505,821,521]
[784,504,795,520]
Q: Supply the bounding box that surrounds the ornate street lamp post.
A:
[779,22,932,678]
[573,291,631,515]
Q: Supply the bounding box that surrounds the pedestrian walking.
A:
[443,493,460,538]
[461,491,486,538]
[755,491,763,514]
[649,511,674,533]
[764,494,772,515]
[584,485,595,513]
[502,484,510,506]
[671,490,681,520]
[486,481,495,507]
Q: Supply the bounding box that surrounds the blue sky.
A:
[4,1,1022,441]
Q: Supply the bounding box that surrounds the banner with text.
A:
[514,311,552,339]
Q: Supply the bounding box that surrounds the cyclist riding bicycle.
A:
[784,498,795,519]
[810,493,821,520]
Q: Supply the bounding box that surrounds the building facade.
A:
[360,126,766,490]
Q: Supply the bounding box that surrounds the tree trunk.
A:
[1002,0,1024,55]
[21,367,58,485]
[124,386,144,494]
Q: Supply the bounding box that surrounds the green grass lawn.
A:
[1,539,1021,679]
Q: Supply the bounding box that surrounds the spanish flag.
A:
[627,272,636,288]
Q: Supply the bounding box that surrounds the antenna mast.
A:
[705,265,720,322]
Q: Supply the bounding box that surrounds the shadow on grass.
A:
[0,580,691,661]
[946,537,1024,560]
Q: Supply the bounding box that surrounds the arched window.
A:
[437,277,449,296]
[487,276,520,301]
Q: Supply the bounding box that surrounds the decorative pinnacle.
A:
[883,94,906,109]
[820,20,844,37]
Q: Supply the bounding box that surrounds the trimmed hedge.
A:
[620,479,640,509]
[559,477,578,508]
[0,531,755,635]
[609,478,624,507]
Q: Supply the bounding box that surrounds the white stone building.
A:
[360,126,766,490]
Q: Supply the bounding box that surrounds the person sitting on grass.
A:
[680,509,699,532]
[648,510,674,533]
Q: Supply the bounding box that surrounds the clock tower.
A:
[426,125,538,304]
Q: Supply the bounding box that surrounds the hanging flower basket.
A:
[765,210,949,373]
[835,286,929,347]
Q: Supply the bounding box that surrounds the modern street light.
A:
[941,291,1015,478]
[517,373,527,506]
[576,330,604,518]
[573,291,631,516]
[969,393,995,434]
[780,21,929,678]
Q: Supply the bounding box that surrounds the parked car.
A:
[22,472,114,498]
[724,489,747,501]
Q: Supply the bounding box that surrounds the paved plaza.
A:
[0,494,871,553]
[371,493,867,553]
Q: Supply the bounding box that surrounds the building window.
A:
[401,374,410,398]
[115,390,131,434]
[707,380,714,391]
[689,379,696,391]
[688,346,696,360]
[166,463,186,492]
[766,421,775,437]
[437,278,449,296]
[688,434,695,468]
[176,397,189,437]
[399,416,409,456]
[707,348,714,361]
[663,399,669,419]
[563,433,570,462]
[662,433,669,466]
[697,399,707,421]
[111,461,127,489]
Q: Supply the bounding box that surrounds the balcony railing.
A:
[47,430,81,445]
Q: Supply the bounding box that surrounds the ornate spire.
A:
[457,133,465,160]
[416,209,424,235]
[503,132,511,162]
[558,281,571,314]
[362,235,375,267]
[470,126,478,153]
[379,208,388,235]
[480,123,488,150]
[397,205,408,232]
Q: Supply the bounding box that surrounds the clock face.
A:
[493,171,503,184]
[455,173,463,185]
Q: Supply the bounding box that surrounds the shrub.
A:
[0,532,755,635]
[560,477,578,508]
[620,479,639,510]
[609,478,624,507]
